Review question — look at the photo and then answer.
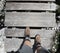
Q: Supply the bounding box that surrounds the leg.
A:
[33,34,41,53]
[19,27,33,53]
[33,34,49,53]
[24,27,32,47]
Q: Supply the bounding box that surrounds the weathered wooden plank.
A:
[4,38,53,52]
[5,28,55,38]
[6,0,55,2]
[0,28,6,53]
[4,38,23,52]
[5,12,56,27]
[5,3,56,11]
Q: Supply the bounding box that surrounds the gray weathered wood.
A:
[6,0,55,1]
[5,3,56,11]
[5,12,56,27]
[4,38,23,52]
[4,38,34,52]
[4,38,53,52]
[5,28,55,38]
[0,28,6,53]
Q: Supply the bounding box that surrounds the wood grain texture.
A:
[4,38,53,52]
[4,38,23,52]
[5,12,56,27]
[5,3,56,11]
[5,28,55,38]
[6,0,55,1]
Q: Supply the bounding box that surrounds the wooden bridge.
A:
[0,0,57,53]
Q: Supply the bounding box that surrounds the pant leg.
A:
[38,47,49,53]
[18,45,33,53]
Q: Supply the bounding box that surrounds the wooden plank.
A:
[5,3,56,11]
[4,38,34,52]
[4,38,53,52]
[6,0,55,2]
[0,28,6,53]
[4,38,23,52]
[0,41,6,53]
[5,28,55,38]
[5,12,56,27]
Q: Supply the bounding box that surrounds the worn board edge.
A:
[5,3,56,11]
[6,0,55,2]
[5,28,55,38]
[4,38,53,52]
